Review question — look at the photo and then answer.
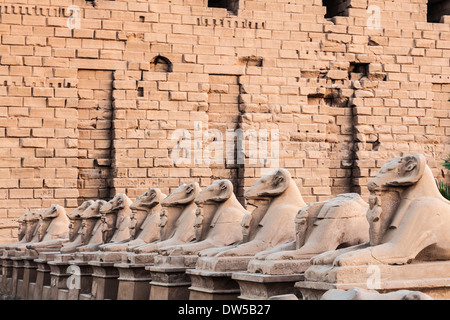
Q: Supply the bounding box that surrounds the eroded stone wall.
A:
[0,0,449,242]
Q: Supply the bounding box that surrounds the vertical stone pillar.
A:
[22,257,38,300]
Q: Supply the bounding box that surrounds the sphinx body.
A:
[58,200,104,254]
[95,189,166,262]
[0,210,41,261]
[97,193,133,248]
[246,193,369,274]
[0,209,42,254]
[69,200,107,253]
[311,154,450,267]
[158,180,248,258]
[211,169,305,258]
[132,183,201,255]
[99,188,166,253]
[295,154,450,300]
[194,169,306,273]
[57,201,94,253]
[24,205,70,255]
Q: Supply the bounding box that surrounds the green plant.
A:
[442,155,450,171]
[437,154,450,200]
[436,180,450,200]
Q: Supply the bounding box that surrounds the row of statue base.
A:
[0,254,438,301]
[0,254,437,301]
[0,154,449,300]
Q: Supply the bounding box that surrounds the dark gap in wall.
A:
[322,0,351,18]
[427,0,450,23]
[137,87,144,97]
[208,0,239,15]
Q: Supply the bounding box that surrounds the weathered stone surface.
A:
[321,287,433,300]
[298,154,450,300]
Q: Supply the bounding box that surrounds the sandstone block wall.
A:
[0,0,449,242]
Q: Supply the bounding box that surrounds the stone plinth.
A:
[22,257,38,300]
[96,251,129,263]
[67,260,94,300]
[0,257,3,288]
[187,269,241,300]
[10,257,25,298]
[147,254,200,300]
[31,252,59,300]
[48,253,79,300]
[296,261,450,300]
[114,262,152,300]
[125,252,157,265]
[64,252,101,300]
[72,251,99,263]
[247,257,312,276]
[147,265,191,300]
[32,258,52,300]
[226,258,310,300]
[186,256,255,300]
[231,272,304,300]
[1,253,14,295]
[54,253,76,263]
[88,261,120,300]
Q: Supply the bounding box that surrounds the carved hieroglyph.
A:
[246,193,369,274]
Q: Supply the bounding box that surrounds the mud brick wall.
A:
[0,0,449,242]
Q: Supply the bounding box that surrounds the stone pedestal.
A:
[11,257,25,298]
[33,252,59,300]
[46,253,77,299]
[1,256,14,296]
[231,272,304,300]
[72,251,98,263]
[125,252,157,265]
[66,260,94,300]
[89,261,120,300]
[186,256,254,300]
[64,253,99,300]
[147,255,199,300]
[295,261,450,300]
[48,261,72,300]
[187,269,241,300]
[227,258,310,300]
[22,257,38,300]
[0,256,3,286]
[147,265,192,300]
[115,262,152,300]
[32,258,52,300]
[96,251,129,263]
